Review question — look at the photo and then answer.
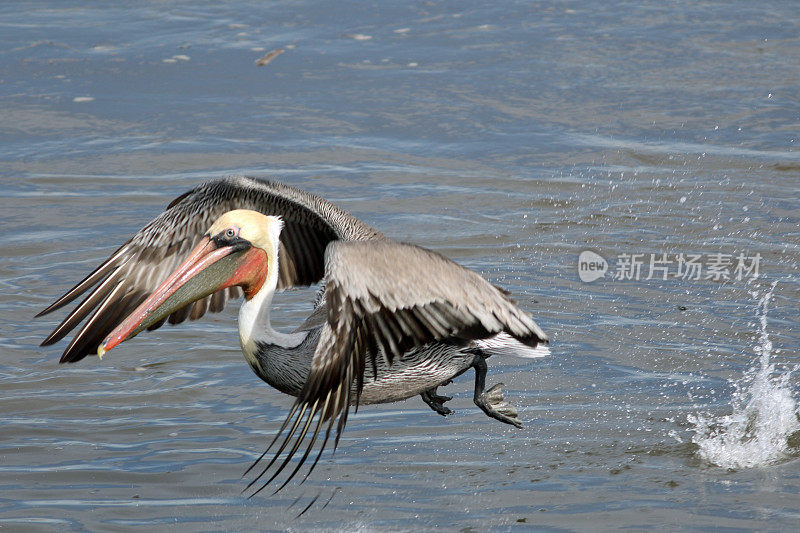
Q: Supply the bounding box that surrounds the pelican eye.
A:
[224,228,237,239]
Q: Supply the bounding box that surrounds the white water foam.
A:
[688,281,800,469]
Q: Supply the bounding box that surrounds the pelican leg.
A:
[421,380,453,416]
[472,356,522,428]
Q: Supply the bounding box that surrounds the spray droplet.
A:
[688,281,799,469]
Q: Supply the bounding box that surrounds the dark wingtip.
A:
[59,350,89,364]
[36,286,92,319]
[36,296,73,317]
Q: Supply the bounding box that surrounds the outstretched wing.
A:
[245,240,548,495]
[39,176,385,363]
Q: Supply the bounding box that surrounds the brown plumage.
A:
[38,177,549,497]
[38,177,384,363]
[244,241,547,494]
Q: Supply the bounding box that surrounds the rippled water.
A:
[2,1,799,531]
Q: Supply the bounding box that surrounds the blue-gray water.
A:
[2,1,799,531]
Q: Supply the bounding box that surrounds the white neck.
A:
[237,235,307,359]
[238,283,307,354]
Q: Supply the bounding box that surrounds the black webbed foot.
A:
[421,385,453,416]
[472,357,522,428]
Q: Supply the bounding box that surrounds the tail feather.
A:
[473,333,550,359]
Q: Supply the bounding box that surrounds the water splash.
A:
[688,281,800,468]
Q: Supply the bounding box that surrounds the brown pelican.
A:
[39,177,549,494]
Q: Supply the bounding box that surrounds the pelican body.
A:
[39,177,549,493]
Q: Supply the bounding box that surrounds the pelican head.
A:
[97,210,282,358]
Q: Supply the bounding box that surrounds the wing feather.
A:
[39,176,385,363]
[245,240,548,493]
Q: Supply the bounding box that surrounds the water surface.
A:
[1,1,799,531]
